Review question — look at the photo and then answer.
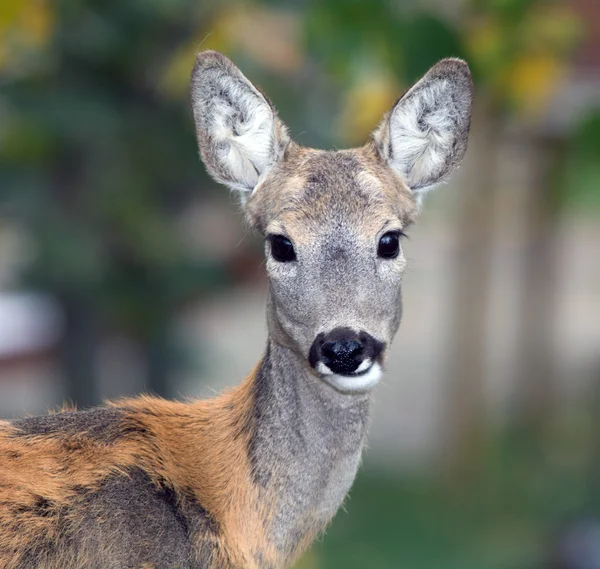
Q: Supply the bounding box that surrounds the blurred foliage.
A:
[0,0,228,339]
[297,415,600,569]
[563,111,600,212]
[465,0,582,114]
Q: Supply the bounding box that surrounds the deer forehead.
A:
[246,145,417,241]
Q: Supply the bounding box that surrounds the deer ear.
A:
[190,51,290,195]
[372,58,473,199]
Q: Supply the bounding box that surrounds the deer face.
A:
[245,146,415,393]
[191,51,472,394]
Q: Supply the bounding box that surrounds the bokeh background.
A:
[1,0,599,567]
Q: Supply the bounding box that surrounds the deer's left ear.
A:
[371,58,473,198]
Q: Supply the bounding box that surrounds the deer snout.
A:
[309,328,384,377]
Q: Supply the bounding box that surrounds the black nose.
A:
[309,327,385,376]
[321,339,364,375]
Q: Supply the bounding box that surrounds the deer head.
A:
[191,51,472,394]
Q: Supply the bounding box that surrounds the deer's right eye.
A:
[269,235,296,263]
[378,231,401,259]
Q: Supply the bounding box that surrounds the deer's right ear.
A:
[371,58,473,202]
[190,51,290,195]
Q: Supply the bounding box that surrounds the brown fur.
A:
[0,365,278,569]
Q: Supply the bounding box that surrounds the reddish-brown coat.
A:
[0,364,277,569]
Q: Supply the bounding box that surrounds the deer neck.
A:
[250,338,371,562]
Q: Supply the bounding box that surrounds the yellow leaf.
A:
[465,15,504,67]
[0,0,53,74]
[20,0,53,47]
[0,0,25,30]
[338,72,399,145]
[503,52,565,114]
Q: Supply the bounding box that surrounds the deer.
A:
[0,50,472,569]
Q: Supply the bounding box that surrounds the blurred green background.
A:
[1,0,599,568]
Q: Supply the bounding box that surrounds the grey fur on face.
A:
[254,150,408,370]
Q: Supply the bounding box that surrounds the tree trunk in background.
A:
[59,291,98,409]
[443,100,498,482]
[511,135,564,434]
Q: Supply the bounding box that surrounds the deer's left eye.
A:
[269,235,296,262]
[378,231,404,259]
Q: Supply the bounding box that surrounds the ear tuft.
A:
[190,51,290,194]
[372,58,473,196]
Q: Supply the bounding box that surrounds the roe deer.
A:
[0,51,472,569]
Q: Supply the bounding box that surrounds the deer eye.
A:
[377,231,403,259]
[269,235,296,263]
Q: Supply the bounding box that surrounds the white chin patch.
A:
[316,360,382,394]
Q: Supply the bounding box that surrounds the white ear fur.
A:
[372,58,473,200]
[190,51,290,194]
